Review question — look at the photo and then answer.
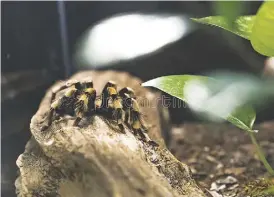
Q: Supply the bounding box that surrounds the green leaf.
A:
[228,105,256,133]
[251,1,274,57]
[143,75,256,132]
[142,75,210,101]
[191,15,255,40]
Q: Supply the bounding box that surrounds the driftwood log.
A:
[15,70,206,197]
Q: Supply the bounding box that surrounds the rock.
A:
[15,70,205,197]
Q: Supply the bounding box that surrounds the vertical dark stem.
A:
[57,0,71,78]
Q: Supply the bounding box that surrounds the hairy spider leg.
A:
[100,81,117,111]
[119,87,135,126]
[42,81,83,131]
[131,98,148,132]
[73,86,97,126]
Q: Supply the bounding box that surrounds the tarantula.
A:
[42,79,157,146]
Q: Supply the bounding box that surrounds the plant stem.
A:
[248,132,274,176]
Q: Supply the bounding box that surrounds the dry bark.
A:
[15,70,206,197]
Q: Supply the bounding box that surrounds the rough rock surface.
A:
[15,70,205,197]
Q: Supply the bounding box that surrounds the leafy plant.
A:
[143,75,274,175]
[142,1,274,175]
[191,15,255,40]
[192,1,274,56]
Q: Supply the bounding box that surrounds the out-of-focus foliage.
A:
[213,1,245,28]
[251,1,274,57]
[191,1,274,57]
[142,73,264,133]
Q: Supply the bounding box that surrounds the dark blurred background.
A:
[1,1,270,197]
